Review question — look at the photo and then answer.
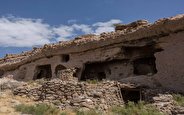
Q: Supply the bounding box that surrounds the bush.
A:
[15,102,164,115]
[173,94,184,106]
[15,103,61,115]
[86,79,99,84]
[110,101,163,115]
[60,112,67,115]
[76,109,101,115]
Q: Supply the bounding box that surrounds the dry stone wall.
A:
[57,68,78,81]
[13,79,123,110]
[142,88,184,115]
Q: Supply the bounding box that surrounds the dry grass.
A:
[109,101,163,115]
[173,94,184,106]
[0,90,35,115]
[15,103,61,115]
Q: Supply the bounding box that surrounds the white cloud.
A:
[0,16,122,47]
[53,25,74,41]
[72,24,93,34]
[0,17,52,47]
[93,19,122,34]
[53,24,93,41]
[93,19,122,27]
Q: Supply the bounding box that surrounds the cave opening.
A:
[121,88,141,103]
[80,62,107,81]
[61,54,70,62]
[33,64,52,80]
[55,65,66,77]
[0,69,4,78]
[80,60,131,81]
[133,56,157,75]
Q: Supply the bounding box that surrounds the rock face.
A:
[13,80,122,110]
[0,14,184,93]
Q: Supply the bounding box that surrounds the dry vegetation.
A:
[173,94,184,107]
[14,101,163,115]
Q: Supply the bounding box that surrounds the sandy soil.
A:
[0,90,35,115]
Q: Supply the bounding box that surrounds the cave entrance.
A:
[55,65,66,77]
[81,62,107,81]
[61,54,70,62]
[121,88,141,103]
[33,64,52,80]
[0,69,4,78]
[133,56,157,75]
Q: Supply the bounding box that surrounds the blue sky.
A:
[0,0,184,57]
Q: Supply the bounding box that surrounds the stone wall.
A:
[142,88,184,115]
[13,80,123,110]
[56,68,78,81]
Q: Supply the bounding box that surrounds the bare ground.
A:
[0,90,35,115]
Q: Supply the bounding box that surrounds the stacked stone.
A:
[13,80,122,110]
[142,88,184,115]
[57,68,77,81]
[83,81,122,110]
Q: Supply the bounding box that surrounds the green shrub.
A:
[110,101,163,115]
[86,79,99,84]
[60,112,67,115]
[76,110,85,115]
[76,109,100,115]
[173,94,184,106]
[15,103,60,115]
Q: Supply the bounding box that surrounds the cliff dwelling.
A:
[0,14,184,93]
